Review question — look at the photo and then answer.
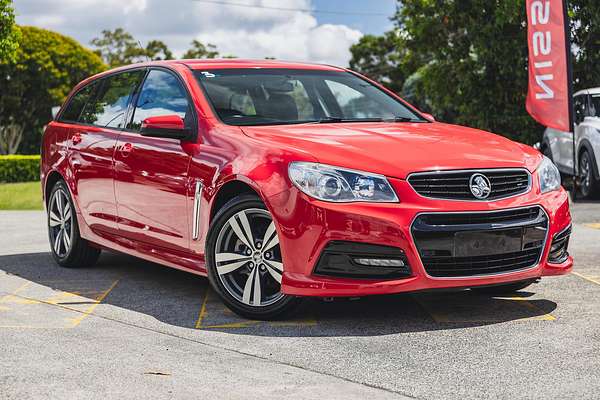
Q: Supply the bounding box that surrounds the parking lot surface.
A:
[1,203,599,399]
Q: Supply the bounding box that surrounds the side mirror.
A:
[141,115,190,139]
[422,113,435,122]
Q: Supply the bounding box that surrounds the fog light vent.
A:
[548,225,571,264]
[314,241,411,279]
[354,258,405,267]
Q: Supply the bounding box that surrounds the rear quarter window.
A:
[80,70,145,128]
[59,82,99,123]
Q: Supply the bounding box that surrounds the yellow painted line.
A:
[0,281,32,304]
[413,294,555,323]
[584,223,600,230]
[573,271,600,286]
[194,289,211,329]
[507,297,556,321]
[194,289,317,329]
[68,279,120,328]
[0,297,39,305]
[201,321,262,329]
[200,318,317,330]
[0,325,66,329]
[270,319,318,327]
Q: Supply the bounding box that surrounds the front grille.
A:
[421,248,541,277]
[411,207,548,277]
[548,225,571,263]
[419,207,539,226]
[408,169,531,201]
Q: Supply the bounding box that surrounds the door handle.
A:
[120,142,133,156]
[72,132,82,145]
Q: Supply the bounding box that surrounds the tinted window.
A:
[574,95,587,124]
[60,82,99,122]
[80,70,144,128]
[195,69,423,126]
[589,94,600,118]
[128,69,189,131]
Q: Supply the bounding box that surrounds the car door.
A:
[113,68,193,253]
[65,70,144,234]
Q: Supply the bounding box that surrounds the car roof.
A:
[69,59,351,103]
[78,59,347,89]
[176,58,346,71]
[575,88,600,96]
[89,59,346,77]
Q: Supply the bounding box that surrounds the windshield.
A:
[194,68,425,126]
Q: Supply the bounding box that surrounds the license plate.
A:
[454,229,523,257]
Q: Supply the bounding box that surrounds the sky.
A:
[14,0,397,67]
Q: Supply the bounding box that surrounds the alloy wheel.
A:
[580,153,592,197]
[49,188,73,258]
[214,208,284,307]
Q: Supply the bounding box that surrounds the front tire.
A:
[47,180,100,268]
[579,150,600,199]
[205,195,301,320]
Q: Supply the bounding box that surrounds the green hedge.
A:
[0,155,41,183]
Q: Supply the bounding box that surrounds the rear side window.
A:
[59,82,99,123]
[574,95,587,124]
[128,69,190,131]
[589,94,600,118]
[80,70,145,128]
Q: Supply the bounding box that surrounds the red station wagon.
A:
[41,59,573,319]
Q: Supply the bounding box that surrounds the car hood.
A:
[241,122,542,179]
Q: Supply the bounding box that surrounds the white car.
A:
[542,88,600,198]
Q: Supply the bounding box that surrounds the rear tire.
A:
[205,194,302,320]
[471,279,537,295]
[579,150,600,199]
[47,180,101,268]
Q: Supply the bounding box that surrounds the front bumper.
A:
[267,176,573,297]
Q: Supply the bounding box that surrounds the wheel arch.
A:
[44,170,66,205]
[209,177,264,222]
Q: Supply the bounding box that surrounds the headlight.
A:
[288,162,399,202]
[538,155,561,193]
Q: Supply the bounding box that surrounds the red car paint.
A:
[41,59,572,297]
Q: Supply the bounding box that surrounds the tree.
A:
[349,31,413,94]
[0,0,20,63]
[90,28,148,67]
[571,0,600,89]
[90,28,177,67]
[145,39,173,61]
[0,26,106,154]
[182,39,219,59]
[348,1,600,145]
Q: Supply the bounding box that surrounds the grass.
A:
[0,181,43,210]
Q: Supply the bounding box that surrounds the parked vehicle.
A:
[41,60,573,319]
[541,88,600,198]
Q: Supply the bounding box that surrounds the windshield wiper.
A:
[307,117,388,124]
[306,116,423,124]
[383,116,422,122]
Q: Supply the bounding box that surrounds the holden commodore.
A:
[41,59,573,319]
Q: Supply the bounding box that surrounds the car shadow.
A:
[0,251,557,337]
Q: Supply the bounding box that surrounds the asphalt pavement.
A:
[1,202,599,400]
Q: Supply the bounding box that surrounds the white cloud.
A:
[14,0,362,66]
